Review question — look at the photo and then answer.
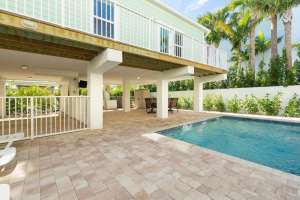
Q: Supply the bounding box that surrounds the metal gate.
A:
[0,96,89,142]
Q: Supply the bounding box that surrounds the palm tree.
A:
[280,0,300,69]
[255,31,283,59]
[255,0,282,59]
[198,8,230,48]
[255,31,271,59]
[229,0,262,73]
[216,11,251,67]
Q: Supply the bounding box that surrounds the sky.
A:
[161,0,300,55]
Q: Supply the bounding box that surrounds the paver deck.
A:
[0,110,299,200]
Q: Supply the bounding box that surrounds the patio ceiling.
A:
[0,49,172,85]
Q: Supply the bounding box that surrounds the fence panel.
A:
[0,96,89,142]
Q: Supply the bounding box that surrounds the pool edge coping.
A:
[151,114,300,183]
[202,111,300,123]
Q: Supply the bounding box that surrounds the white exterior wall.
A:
[151,85,300,111]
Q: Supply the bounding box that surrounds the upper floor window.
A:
[160,27,169,54]
[94,0,115,39]
[174,32,183,57]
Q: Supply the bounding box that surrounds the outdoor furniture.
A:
[168,98,179,112]
[0,133,24,175]
[145,98,178,113]
[104,91,118,110]
[145,98,157,113]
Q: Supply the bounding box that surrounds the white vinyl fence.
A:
[150,85,300,110]
[0,96,89,142]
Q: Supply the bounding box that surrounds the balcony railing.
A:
[0,0,228,70]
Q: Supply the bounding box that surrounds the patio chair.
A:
[0,133,23,175]
[104,91,117,110]
[145,98,156,113]
[168,98,179,112]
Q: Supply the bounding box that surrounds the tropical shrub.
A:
[203,94,226,112]
[7,85,50,96]
[243,95,259,114]
[227,95,242,113]
[177,97,193,110]
[214,95,226,112]
[284,94,300,117]
[244,66,255,88]
[295,45,300,84]
[259,93,282,116]
[268,56,282,86]
[110,85,123,97]
[79,88,88,96]
[256,61,269,87]
[203,94,214,111]
[294,60,300,84]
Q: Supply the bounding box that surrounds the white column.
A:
[122,80,131,112]
[194,77,204,112]
[0,80,6,117]
[87,49,123,129]
[88,71,103,129]
[157,79,168,119]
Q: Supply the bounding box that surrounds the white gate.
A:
[0,96,89,142]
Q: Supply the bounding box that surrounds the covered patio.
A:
[0,110,299,200]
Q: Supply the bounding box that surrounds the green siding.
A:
[0,0,204,42]
[0,0,92,33]
[117,0,205,42]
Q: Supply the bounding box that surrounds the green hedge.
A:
[202,93,300,118]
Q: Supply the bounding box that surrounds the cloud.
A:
[185,0,210,12]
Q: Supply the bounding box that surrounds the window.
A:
[93,0,114,39]
[160,27,169,54]
[174,32,183,57]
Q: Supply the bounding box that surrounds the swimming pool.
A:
[158,116,300,176]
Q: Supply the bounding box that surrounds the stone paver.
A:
[0,110,299,200]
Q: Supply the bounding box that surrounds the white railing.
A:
[117,5,228,69]
[0,0,228,69]
[0,96,89,142]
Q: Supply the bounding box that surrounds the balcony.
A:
[0,0,228,70]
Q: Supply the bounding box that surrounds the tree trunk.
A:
[271,14,278,59]
[249,15,256,74]
[283,9,293,69]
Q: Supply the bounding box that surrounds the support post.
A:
[194,77,204,112]
[122,80,131,112]
[87,49,122,129]
[87,71,103,129]
[157,79,168,119]
[0,80,6,117]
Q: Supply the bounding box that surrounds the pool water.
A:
[159,116,300,176]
